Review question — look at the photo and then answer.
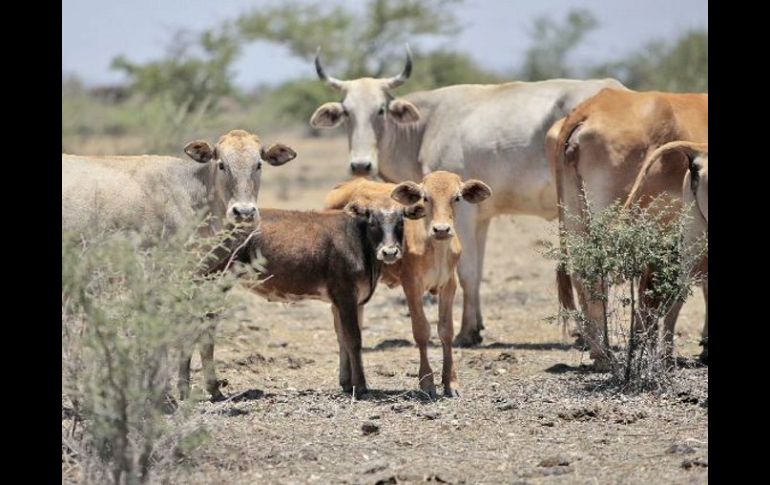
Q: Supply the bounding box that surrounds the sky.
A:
[62,0,708,89]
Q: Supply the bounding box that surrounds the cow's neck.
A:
[378,92,434,183]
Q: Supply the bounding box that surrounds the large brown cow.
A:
[547,88,708,368]
[182,204,411,400]
[326,172,492,398]
[624,141,709,363]
[311,46,626,347]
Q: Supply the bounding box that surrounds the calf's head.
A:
[184,129,296,225]
[391,171,492,241]
[344,196,424,264]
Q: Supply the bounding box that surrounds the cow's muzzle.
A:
[350,160,373,176]
[431,223,453,240]
[229,204,258,223]
[378,245,402,264]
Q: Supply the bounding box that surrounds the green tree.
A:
[519,9,599,81]
[238,0,462,78]
[592,30,707,92]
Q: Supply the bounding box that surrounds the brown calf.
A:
[181,205,409,400]
[326,172,492,398]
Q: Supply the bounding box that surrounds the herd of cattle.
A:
[61,47,708,400]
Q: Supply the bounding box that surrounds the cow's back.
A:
[412,78,626,218]
[241,209,369,302]
[61,154,204,238]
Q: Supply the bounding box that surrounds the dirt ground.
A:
[75,133,710,484]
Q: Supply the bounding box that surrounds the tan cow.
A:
[62,129,297,239]
[547,88,708,368]
[624,141,709,363]
[326,172,492,398]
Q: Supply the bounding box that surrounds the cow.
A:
[326,172,492,398]
[547,88,708,369]
[624,141,709,363]
[310,45,626,347]
[62,129,297,239]
[181,203,412,400]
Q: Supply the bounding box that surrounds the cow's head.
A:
[184,129,296,225]
[391,171,492,241]
[310,45,420,176]
[343,192,423,264]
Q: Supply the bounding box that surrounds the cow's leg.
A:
[331,305,352,392]
[402,276,436,399]
[198,324,226,401]
[700,277,708,364]
[474,218,491,330]
[335,298,368,396]
[572,276,611,370]
[438,276,459,397]
[454,203,484,347]
[177,342,193,401]
[662,298,686,369]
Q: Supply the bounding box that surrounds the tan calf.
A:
[327,172,491,397]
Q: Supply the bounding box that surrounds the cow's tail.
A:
[623,141,709,211]
[548,113,585,337]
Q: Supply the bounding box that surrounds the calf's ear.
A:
[461,179,492,204]
[262,143,297,166]
[184,140,216,163]
[344,201,369,219]
[310,102,346,128]
[391,181,423,205]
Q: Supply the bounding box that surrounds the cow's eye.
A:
[256,161,262,171]
[378,105,386,116]
[454,194,461,202]
[423,196,429,202]
[218,162,225,171]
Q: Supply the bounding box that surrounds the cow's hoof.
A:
[699,339,708,365]
[209,390,226,402]
[444,386,460,398]
[341,383,353,394]
[351,386,369,399]
[591,358,611,373]
[453,330,483,348]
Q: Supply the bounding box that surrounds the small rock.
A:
[368,414,382,420]
[495,352,518,362]
[421,411,440,420]
[497,402,518,411]
[364,460,388,474]
[538,455,570,467]
[666,444,696,455]
[374,476,397,485]
[362,422,380,435]
[681,458,708,469]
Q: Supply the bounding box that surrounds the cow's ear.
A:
[391,181,423,205]
[184,140,216,163]
[461,179,492,204]
[262,143,297,166]
[344,201,369,219]
[388,99,420,124]
[403,203,426,220]
[310,102,346,128]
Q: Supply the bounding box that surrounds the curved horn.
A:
[315,47,344,91]
[623,141,708,210]
[384,44,413,89]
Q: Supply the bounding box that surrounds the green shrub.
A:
[542,197,707,391]
[61,222,244,483]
